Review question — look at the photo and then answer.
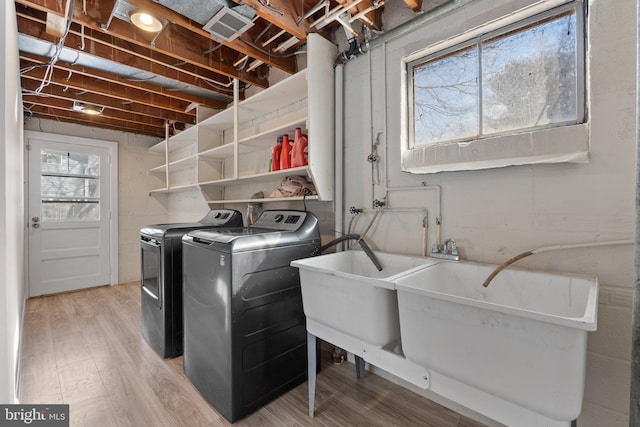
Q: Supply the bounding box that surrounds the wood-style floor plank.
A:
[19,282,490,427]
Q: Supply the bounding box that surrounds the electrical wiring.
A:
[35,0,77,95]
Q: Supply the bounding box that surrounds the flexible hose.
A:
[482,239,634,288]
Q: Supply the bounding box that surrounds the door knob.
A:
[32,223,40,229]
[32,216,40,222]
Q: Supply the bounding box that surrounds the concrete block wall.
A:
[342,0,635,425]
[23,119,167,284]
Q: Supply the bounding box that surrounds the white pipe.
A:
[262,29,286,47]
[310,0,367,28]
[349,1,385,23]
[368,47,375,203]
[365,40,442,252]
[349,208,429,255]
[633,0,640,420]
[384,185,442,248]
[335,14,358,38]
[532,239,634,254]
[335,64,345,251]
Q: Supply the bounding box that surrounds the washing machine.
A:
[182,210,320,423]
[140,209,243,358]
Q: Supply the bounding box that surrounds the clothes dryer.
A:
[140,209,243,358]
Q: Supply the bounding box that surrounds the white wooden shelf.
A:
[149,187,169,194]
[168,183,199,192]
[199,144,234,159]
[146,34,336,208]
[168,154,197,171]
[198,167,309,188]
[238,118,308,153]
[149,140,166,153]
[238,70,307,123]
[198,107,234,130]
[204,195,319,204]
[168,126,198,150]
[148,164,166,174]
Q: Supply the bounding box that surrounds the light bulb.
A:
[130,11,163,32]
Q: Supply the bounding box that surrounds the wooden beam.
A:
[20,76,197,124]
[116,0,297,74]
[20,53,228,111]
[17,13,246,96]
[233,0,311,41]
[16,0,297,76]
[22,95,168,129]
[25,105,167,137]
[20,60,196,117]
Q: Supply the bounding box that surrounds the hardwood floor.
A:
[19,282,488,427]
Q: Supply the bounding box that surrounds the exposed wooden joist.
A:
[20,54,226,112]
[17,13,246,97]
[20,77,197,124]
[26,105,167,137]
[20,61,196,118]
[234,0,312,41]
[15,0,297,76]
[110,0,297,74]
[22,95,168,129]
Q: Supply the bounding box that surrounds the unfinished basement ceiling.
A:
[16,0,450,138]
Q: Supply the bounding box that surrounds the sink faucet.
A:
[316,234,383,271]
[430,238,462,261]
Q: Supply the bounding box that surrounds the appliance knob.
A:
[274,214,284,223]
[214,212,221,218]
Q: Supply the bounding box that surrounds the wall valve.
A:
[373,199,385,208]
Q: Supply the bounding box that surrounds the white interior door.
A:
[28,135,114,296]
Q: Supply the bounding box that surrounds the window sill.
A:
[401,123,589,174]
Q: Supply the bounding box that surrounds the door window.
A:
[40,149,100,221]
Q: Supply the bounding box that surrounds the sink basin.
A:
[395,261,598,422]
[291,251,438,346]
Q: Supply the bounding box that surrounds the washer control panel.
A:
[253,210,307,231]
[200,209,243,225]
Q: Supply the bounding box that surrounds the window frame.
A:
[401,1,587,173]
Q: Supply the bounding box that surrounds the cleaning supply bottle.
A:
[271,136,282,171]
[280,134,292,170]
[291,128,309,167]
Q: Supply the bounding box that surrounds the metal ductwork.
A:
[155,0,256,42]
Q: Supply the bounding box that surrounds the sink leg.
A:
[307,332,316,417]
[355,355,366,379]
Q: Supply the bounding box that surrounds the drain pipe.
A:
[631,0,640,421]
[334,63,345,251]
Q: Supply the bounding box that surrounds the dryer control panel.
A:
[253,210,308,231]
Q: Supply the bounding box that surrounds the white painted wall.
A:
[23,119,167,283]
[0,1,25,404]
[342,0,635,425]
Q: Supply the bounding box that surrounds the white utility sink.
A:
[395,261,598,424]
[292,250,437,346]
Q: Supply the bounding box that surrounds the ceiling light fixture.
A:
[130,11,164,32]
[72,101,104,116]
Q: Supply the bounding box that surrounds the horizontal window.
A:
[402,2,587,173]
